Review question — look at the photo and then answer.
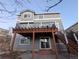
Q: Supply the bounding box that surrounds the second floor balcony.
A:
[15,22,57,29]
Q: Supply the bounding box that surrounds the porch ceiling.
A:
[19,32,52,37]
[13,28,58,33]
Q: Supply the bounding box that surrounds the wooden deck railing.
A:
[56,32,78,55]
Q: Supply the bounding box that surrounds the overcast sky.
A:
[0,0,78,30]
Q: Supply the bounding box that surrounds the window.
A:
[20,37,31,45]
[39,15,43,19]
[24,14,30,18]
[40,37,51,49]
[24,14,27,18]
[34,22,40,28]
[29,22,34,24]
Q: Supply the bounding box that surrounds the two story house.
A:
[10,10,68,59]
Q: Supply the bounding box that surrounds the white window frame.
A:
[19,37,31,45]
[39,15,43,19]
[39,37,51,49]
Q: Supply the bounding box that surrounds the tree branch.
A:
[46,0,63,12]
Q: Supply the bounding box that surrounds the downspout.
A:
[63,32,68,44]
[73,33,78,42]
[60,19,68,44]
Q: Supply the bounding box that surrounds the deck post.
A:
[10,32,16,51]
[32,32,35,59]
[52,32,58,59]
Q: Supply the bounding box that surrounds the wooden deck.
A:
[11,27,59,59]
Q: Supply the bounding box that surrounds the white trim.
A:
[17,18,60,22]
[55,22,60,30]
[64,33,68,44]
[40,22,42,27]
[17,20,34,23]
[73,33,78,42]
[34,18,60,20]
[19,37,31,45]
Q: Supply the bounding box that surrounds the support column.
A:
[52,32,58,59]
[10,32,16,51]
[32,32,35,59]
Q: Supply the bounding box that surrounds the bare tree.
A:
[0,0,63,23]
[46,0,63,11]
[0,0,63,14]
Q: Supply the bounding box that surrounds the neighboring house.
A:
[0,28,11,52]
[11,10,75,59]
[65,22,78,42]
[65,22,78,55]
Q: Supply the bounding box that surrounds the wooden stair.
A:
[55,32,78,55]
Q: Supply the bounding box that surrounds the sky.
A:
[0,0,78,30]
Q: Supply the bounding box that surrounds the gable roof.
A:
[65,22,78,31]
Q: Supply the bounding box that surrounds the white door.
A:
[40,37,51,49]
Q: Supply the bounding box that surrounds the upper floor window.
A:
[39,15,43,19]
[24,14,30,18]
[24,14,27,18]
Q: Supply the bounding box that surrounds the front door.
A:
[40,37,51,49]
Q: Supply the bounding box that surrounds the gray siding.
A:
[13,34,40,51]
[13,34,67,51]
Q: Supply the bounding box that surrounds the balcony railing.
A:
[15,23,57,29]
